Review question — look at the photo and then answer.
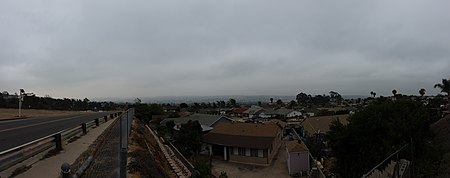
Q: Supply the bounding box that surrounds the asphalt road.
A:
[0,111,116,152]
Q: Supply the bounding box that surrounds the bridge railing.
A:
[0,112,119,172]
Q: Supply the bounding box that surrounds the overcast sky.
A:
[1,0,449,99]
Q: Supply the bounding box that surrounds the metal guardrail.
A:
[0,112,119,172]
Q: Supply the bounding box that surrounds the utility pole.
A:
[18,89,25,117]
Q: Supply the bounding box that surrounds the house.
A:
[161,113,233,132]
[202,122,283,166]
[286,140,310,176]
[243,105,263,118]
[286,110,302,118]
[302,115,349,136]
[276,108,302,119]
[258,108,278,119]
[232,107,247,117]
[302,108,320,117]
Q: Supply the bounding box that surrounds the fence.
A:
[0,112,119,172]
[119,108,134,178]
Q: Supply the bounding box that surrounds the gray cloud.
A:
[1,0,449,99]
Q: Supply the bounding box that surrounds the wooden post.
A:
[55,133,63,152]
[81,123,87,135]
[95,118,99,126]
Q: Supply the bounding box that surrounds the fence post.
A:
[104,115,108,122]
[110,114,114,118]
[81,123,87,135]
[55,133,63,152]
[95,118,100,126]
[120,148,127,178]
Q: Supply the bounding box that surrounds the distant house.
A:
[276,108,302,119]
[259,109,278,119]
[302,108,320,117]
[286,140,310,176]
[287,111,302,118]
[202,122,283,166]
[161,113,233,132]
[243,105,263,118]
[162,105,179,113]
[232,107,247,117]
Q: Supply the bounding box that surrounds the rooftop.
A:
[161,113,232,127]
[202,122,281,149]
[302,114,349,134]
[286,140,309,153]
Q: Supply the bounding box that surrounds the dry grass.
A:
[0,108,85,120]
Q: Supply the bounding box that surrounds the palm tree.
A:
[434,78,450,112]
[392,89,397,97]
[392,89,397,100]
[370,91,376,98]
[419,88,426,97]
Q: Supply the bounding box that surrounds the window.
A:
[238,148,245,156]
[250,149,258,157]
[258,150,263,157]
[245,148,250,156]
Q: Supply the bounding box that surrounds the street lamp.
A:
[18,89,25,117]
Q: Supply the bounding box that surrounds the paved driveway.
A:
[212,141,290,178]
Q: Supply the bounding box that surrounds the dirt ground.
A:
[127,119,177,178]
[212,141,290,178]
[0,108,85,120]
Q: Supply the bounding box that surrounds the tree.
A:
[434,78,450,112]
[296,92,311,106]
[392,89,397,97]
[165,120,176,135]
[370,91,376,98]
[179,103,189,108]
[327,99,431,177]
[229,98,236,107]
[419,88,426,97]
[330,91,342,105]
[270,98,273,103]
[276,99,284,106]
[176,120,203,157]
[288,100,297,109]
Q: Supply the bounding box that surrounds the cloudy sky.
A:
[1,0,449,99]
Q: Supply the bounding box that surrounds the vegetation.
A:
[174,120,203,157]
[327,98,438,177]
[133,103,164,124]
[0,91,118,111]
[296,92,338,107]
[192,159,212,178]
[434,78,450,112]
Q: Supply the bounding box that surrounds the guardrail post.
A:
[55,133,63,152]
[104,115,108,122]
[95,118,100,126]
[61,163,72,178]
[81,123,87,135]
